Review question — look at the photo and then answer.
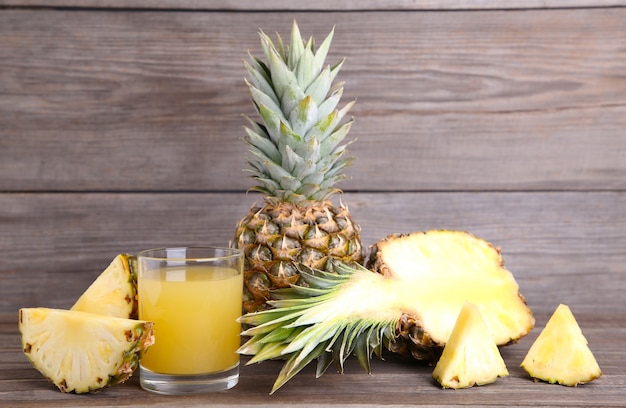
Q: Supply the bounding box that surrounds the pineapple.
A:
[239,230,534,394]
[432,301,509,388]
[19,308,154,393]
[234,20,364,313]
[71,254,137,319]
[521,303,602,386]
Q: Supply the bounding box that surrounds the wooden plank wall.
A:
[1,1,625,331]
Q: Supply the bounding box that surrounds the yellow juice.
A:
[138,265,243,375]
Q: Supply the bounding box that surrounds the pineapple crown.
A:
[238,261,397,394]
[243,20,355,206]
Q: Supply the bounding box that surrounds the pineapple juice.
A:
[139,265,243,375]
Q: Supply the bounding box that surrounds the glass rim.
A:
[136,246,242,262]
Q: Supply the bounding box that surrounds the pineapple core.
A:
[521,304,602,386]
[432,301,508,388]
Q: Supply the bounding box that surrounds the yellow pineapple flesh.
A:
[521,303,602,386]
[432,301,509,388]
[19,308,154,393]
[71,254,137,319]
[369,231,535,360]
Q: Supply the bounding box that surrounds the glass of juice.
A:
[137,246,243,395]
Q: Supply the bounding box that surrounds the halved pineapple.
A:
[239,230,534,394]
[432,301,508,388]
[521,304,602,386]
[19,308,154,393]
[71,254,137,319]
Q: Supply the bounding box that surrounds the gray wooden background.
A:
[1,2,625,406]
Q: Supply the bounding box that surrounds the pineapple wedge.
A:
[71,254,137,319]
[521,304,602,386]
[433,301,508,388]
[19,308,154,393]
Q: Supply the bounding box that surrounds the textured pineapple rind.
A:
[236,199,364,313]
[18,308,154,394]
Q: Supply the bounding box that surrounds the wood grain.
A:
[2,191,624,318]
[1,8,625,191]
[1,0,626,10]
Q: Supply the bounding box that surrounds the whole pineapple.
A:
[235,21,364,313]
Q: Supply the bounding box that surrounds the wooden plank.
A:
[1,8,625,192]
[2,191,624,318]
[1,0,625,10]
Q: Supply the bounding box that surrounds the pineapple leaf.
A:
[258,104,283,144]
[315,350,334,378]
[244,127,281,164]
[244,58,279,107]
[248,342,289,365]
[316,83,344,120]
[283,320,341,356]
[268,45,303,111]
[272,341,328,394]
[288,20,305,71]
[247,81,286,123]
[296,47,318,91]
[280,143,304,174]
[305,65,332,106]
[313,26,335,75]
[294,137,321,168]
[319,120,353,157]
[289,96,318,137]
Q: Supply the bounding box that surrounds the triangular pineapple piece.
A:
[19,308,154,393]
[432,301,509,388]
[521,304,602,386]
[71,254,137,319]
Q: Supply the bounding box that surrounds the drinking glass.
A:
[137,246,243,395]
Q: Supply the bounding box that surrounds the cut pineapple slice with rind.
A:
[433,301,509,388]
[71,254,137,319]
[19,308,154,393]
[521,304,602,386]
[370,231,535,359]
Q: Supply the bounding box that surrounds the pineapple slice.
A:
[19,308,154,393]
[71,254,137,319]
[432,301,509,388]
[521,304,602,386]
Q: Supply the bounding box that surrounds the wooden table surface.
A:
[2,307,625,407]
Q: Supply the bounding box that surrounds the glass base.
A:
[139,363,239,395]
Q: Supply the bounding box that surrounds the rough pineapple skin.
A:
[236,200,363,312]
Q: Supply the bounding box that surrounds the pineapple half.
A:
[71,254,137,319]
[432,301,509,388]
[239,230,534,394]
[234,20,364,313]
[19,308,154,393]
[521,304,602,386]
